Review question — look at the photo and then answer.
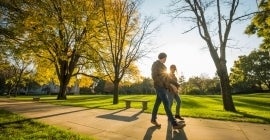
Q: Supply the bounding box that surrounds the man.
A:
[151,52,185,129]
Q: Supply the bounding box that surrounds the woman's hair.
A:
[170,64,176,70]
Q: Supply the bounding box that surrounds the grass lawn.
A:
[0,109,95,140]
[4,93,270,124]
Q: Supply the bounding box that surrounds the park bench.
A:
[123,99,150,110]
[32,96,40,101]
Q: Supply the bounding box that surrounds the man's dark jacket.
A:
[151,60,179,89]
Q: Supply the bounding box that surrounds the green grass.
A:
[5,93,270,124]
[0,109,95,140]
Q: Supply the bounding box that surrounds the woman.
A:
[168,64,184,120]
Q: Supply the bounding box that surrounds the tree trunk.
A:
[207,41,236,112]
[217,61,236,112]
[113,81,119,104]
[56,55,76,100]
[57,61,69,100]
[57,82,67,100]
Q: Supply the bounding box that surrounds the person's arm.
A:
[170,83,178,93]
[168,73,180,88]
[152,61,166,88]
[151,62,158,81]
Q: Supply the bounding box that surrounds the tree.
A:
[181,75,220,95]
[118,77,155,94]
[1,1,35,96]
[23,0,101,99]
[245,0,270,52]
[230,49,270,92]
[0,55,12,94]
[188,76,206,94]
[167,0,257,111]
[5,49,34,96]
[98,0,156,104]
[0,0,27,41]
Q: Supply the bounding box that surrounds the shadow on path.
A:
[172,129,187,140]
[166,120,187,140]
[97,109,143,122]
[142,120,188,140]
[143,126,160,140]
[0,108,91,126]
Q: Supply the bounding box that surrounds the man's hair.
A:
[158,52,167,59]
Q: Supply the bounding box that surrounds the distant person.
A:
[167,64,184,120]
[150,52,185,129]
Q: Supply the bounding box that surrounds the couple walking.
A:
[151,52,185,129]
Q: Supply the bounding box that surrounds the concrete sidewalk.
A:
[0,98,269,140]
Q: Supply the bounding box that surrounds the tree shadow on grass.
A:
[234,111,270,123]
[183,98,206,108]
[234,98,270,111]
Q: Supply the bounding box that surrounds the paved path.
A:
[0,98,269,140]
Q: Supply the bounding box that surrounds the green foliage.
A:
[181,76,220,95]
[21,0,103,99]
[119,78,155,94]
[230,49,270,92]
[0,1,36,96]
[118,76,220,95]
[0,0,27,40]
[245,0,270,50]
[94,79,106,94]
[0,58,12,93]
[0,109,94,139]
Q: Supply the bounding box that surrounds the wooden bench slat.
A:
[33,96,40,101]
[123,99,149,110]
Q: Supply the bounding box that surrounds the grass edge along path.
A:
[0,109,95,140]
[4,93,270,124]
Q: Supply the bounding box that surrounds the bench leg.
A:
[125,101,131,109]
[142,102,148,110]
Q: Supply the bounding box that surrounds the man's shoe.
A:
[172,123,186,129]
[151,120,161,127]
[175,115,184,120]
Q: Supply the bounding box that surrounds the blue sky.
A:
[137,0,262,79]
